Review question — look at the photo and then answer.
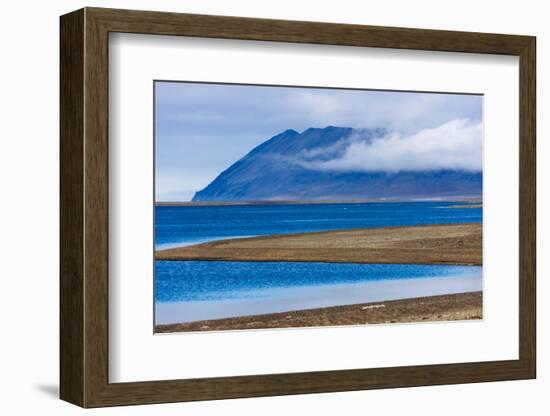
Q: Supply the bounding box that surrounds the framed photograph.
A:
[60,7,536,407]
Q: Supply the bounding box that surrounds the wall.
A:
[0,0,545,414]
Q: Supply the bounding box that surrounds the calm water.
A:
[155,201,482,249]
[155,263,482,324]
[154,202,482,324]
[156,261,481,302]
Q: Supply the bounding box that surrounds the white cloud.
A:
[299,119,482,172]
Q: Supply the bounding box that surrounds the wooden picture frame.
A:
[60,7,536,408]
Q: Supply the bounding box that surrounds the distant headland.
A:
[188,126,482,203]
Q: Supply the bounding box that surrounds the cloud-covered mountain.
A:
[192,125,482,202]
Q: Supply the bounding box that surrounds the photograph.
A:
[153,81,483,333]
[54,5,538,409]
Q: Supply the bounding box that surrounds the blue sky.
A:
[155,81,482,201]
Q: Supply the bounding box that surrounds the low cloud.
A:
[298,119,482,173]
[156,82,483,199]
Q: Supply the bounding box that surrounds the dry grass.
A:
[156,223,482,265]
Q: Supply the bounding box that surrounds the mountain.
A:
[192,126,482,202]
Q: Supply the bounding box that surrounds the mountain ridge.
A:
[192,126,482,202]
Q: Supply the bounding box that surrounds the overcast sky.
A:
[155,81,482,201]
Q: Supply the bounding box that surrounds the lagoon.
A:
[154,201,482,325]
[155,261,482,324]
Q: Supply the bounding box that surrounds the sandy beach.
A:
[156,222,482,265]
[155,291,482,332]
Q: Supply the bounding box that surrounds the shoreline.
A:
[156,198,482,207]
[155,291,483,333]
[156,223,482,265]
[155,273,482,325]
[448,203,482,209]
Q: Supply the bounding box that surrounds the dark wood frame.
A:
[60,7,536,408]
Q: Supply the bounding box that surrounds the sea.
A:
[154,201,482,325]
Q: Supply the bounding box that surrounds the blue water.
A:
[155,201,482,249]
[154,202,482,323]
[156,261,481,303]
